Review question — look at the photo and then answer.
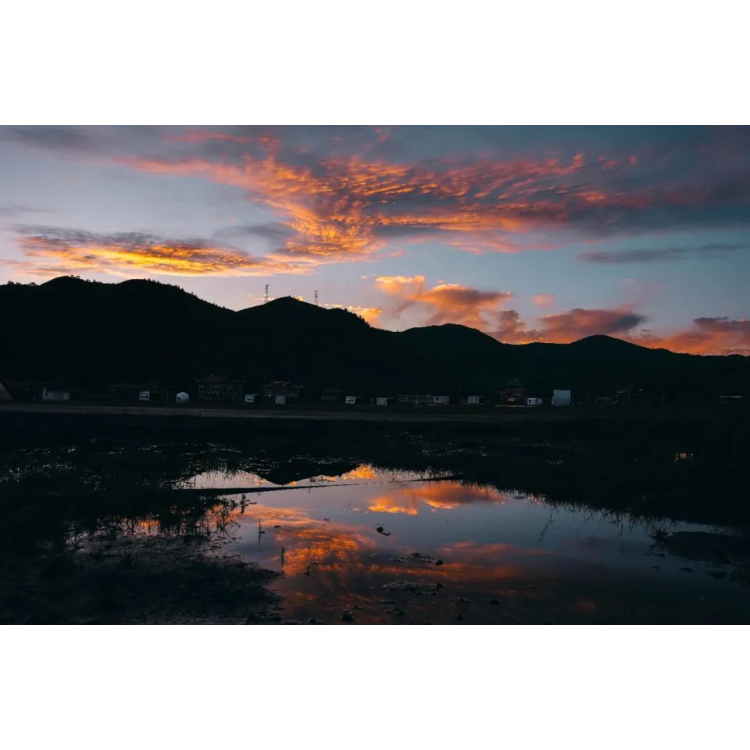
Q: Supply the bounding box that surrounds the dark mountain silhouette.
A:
[1,276,748,400]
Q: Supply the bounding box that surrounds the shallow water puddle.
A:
[188,464,750,624]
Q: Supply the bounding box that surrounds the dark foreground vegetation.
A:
[1,406,749,623]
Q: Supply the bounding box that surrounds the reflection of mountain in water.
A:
[254,459,359,486]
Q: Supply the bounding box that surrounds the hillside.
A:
[1,277,748,399]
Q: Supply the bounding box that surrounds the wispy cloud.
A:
[578,243,744,265]
[6,126,750,271]
[0,204,50,219]
[6,225,317,277]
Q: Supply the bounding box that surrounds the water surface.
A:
[181,464,750,624]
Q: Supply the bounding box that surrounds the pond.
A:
[2,416,750,624]
[181,463,750,624]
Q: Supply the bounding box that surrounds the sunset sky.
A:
[1,125,749,354]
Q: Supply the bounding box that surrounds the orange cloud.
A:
[371,275,749,354]
[631,317,750,355]
[322,303,383,326]
[486,306,646,344]
[375,274,513,328]
[121,145,594,261]
[9,227,317,278]
[536,307,646,342]
[490,307,750,354]
[532,293,555,307]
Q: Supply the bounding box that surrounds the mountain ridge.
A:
[1,277,747,399]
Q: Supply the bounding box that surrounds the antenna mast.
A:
[314,290,319,306]
[264,284,269,304]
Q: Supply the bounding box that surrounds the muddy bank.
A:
[0,533,280,625]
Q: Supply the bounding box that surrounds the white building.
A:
[244,394,257,404]
[527,397,543,406]
[376,397,392,406]
[275,395,286,405]
[345,395,361,405]
[432,395,450,405]
[397,394,431,405]
[467,395,483,405]
[42,385,70,402]
[138,390,151,402]
[552,389,571,406]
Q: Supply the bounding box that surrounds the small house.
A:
[108,381,165,403]
[244,394,257,404]
[41,384,70,402]
[321,387,344,403]
[263,381,303,403]
[345,395,361,405]
[275,395,287,405]
[0,381,12,402]
[397,394,432,405]
[526,397,543,406]
[552,389,572,406]
[466,395,484,405]
[499,387,526,405]
[376,397,393,406]
[195,375,244,404]
[432,395,450,405]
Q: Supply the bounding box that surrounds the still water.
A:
[180,464,750,624]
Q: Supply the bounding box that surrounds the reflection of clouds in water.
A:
[339,465,379,481]
[233,504,376,576]
[230,497,554,604]
[368,483,508,514]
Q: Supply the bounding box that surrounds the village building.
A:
[195,375,244,404]
[108,381,166,403]
[244,393,257,404]
[466,395,485,405]
[432,395,450,405]
[376,397,393,406]
[39,383,71,402]
[526,397,543,406]
[499,386,526,405]
[397,394,432,405]
[321,387,344,402]
[345,395,361,405]
[263,381,303,403]
[552,389,572,406]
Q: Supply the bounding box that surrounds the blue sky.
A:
[1,125,749,353]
